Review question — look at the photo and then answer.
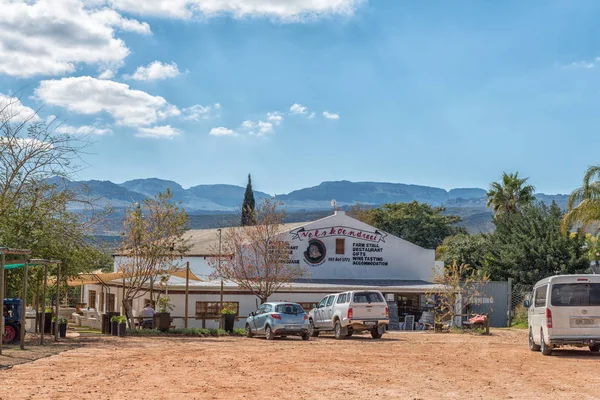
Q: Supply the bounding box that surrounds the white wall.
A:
[280,212,435,281]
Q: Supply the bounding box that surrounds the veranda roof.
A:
[64,267,202,286]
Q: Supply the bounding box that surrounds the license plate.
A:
[575,319,595,326]
[284,325,301,329]
[364,321,377,326]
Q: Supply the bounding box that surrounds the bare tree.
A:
[117,190,189,327]
[0,94,89,217]
[426,261,490,327]
[210,199,307,305]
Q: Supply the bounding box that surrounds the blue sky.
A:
[2,0,600,195]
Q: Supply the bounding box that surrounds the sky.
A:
[2,0,600,195]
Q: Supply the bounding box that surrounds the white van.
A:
[526,275,600,355]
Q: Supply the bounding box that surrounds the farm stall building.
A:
[81,211,508,329]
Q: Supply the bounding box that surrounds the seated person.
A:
[140,303,156,328]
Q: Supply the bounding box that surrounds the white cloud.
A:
[106,0,364,21]
[182,103,219,121]
[308,112,316,119]
[34,76,179,127]
[55,124,113,135]
[323,111,340,120]
[290,103,307,115]
[0,94,40,123]
[209,127,235,136]
[125,61,181,81]
[241,120,273,137]
[267,112,283,124]
[0,0,150,78]
[565,58,600,69]
[98,69,116,80]
[136,125,180,138]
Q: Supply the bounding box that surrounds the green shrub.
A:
[512,305,528,329]
[126,328,231,337]
[232,328,246,336]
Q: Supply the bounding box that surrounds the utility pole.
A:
[184,261,190,328]
[218,228,223,329]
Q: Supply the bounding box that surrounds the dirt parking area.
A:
[0,329,599,400]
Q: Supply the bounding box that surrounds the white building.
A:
[82,211,438,330]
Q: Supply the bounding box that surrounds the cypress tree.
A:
[241,174,256,226]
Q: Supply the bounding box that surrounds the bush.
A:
[126,328,231,337]
[512,305,528,329]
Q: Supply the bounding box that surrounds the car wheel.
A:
[301,332,310,341]
[528,329,540,352]
[309,319,319,337]
[334,320,344,339]
[265,325,275,341]
[540,330,552,356]
[245,324,254,338]
[345,331,353,338]
[371,327,383,339]
[2,324,18,344]
[590,344,600,352]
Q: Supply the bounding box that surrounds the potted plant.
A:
[221,305,236,333]
[58,318,68,338]
[116,316,127,337]
[154,296,173,332]
[110,315,120,336]
[39,307,52,334]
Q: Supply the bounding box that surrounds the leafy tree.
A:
[356,201,464,249]
[436,233,489,270]
[241,174,256,226]
[211,199,306,304]
[562,165,600,234]
[486,172,535,218]
[484,202,589,285]
[117,189,189,327]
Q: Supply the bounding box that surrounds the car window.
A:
[534,285,547,308]
[551,283,600,307]
[353,292,384,303]
[336,293,346,304]
[275,304,305,314]
[326,296,335,307]
[255,305,265,315]
[263,304,273,313]
[318,297,328,308]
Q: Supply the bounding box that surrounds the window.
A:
[317,297,328,308]
[263,304,273,313]
[298,303,314,311]
[336,293,347,304]
[336,238,345,255]
[89,290,96,309]
[326,296,335,307]
[275,304,305,314]
[353,292,384,303]
[196,302,239,318]
[108,294,115,312]
[534,285,547,308]
[551,283,600,307]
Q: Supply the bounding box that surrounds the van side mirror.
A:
[249,312,255,317]
[523,299,530,308]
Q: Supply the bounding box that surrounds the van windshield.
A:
[353,292,384,303]
[551,283,600,307]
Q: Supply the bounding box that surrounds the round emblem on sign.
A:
[304,239,326,265]
[582,309,588,315]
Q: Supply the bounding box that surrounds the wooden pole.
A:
[34,275,39,333]
[0,251,5,355]
[40,264,47,345]
[20,262,28,350]
[54,263,60,342]
[184,262,189,329]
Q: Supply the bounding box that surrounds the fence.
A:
[508,282,533,326]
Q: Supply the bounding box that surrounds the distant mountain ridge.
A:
[53,177,570,235]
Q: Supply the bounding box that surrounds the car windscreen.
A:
[352,292,384,303]
[275,304,305,314]
[550,283,600,307]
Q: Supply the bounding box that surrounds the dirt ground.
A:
[0,329,599,400]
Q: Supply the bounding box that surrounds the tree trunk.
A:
[123,299,134,330]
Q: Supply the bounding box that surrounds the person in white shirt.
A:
[140,303,156,328]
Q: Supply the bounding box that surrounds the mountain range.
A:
[52,177,570,234]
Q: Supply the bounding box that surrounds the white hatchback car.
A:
[526,274,600,355]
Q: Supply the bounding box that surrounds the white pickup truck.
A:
[308,290,389,339]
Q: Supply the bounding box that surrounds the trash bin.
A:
[102,312,120,334]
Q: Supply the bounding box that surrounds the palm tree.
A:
[562,165,600,234]
[486,172,535,217]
